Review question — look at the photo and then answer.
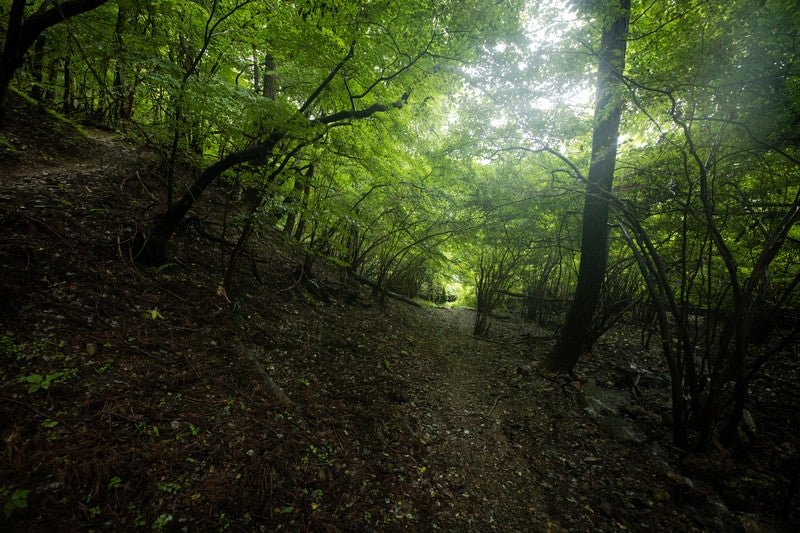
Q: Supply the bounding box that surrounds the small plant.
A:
[147,263,177,276]
[0,134,19,158]
[175,423,199,442]
[302,488,324,512]
[302,444,335,466]
[135,421,160,436]
[157,481,182,494]
[0,335,22,358]
[126,503,146,527]
[144,308,164,320]
[2,488,30,518]
[94,360,112,374]
[3,336,76,392]
[21,371,65,393]
[152,513,173,531]
[216,512,231,530]
[1,334,66,361]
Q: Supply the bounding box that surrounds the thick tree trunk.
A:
[546,0,630,373]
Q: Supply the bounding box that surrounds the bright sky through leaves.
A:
[524,0,593,112]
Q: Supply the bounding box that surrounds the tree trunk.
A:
[134,133,283,264]
[111,2,131,125]
[293,180,311,241]
[0,0,28,125]
[62,47,72,114]
[30,36,46,101]
[0,0,109,126]
[283,164,313,237]
[263,55,276,99]
[135,98,407,264]
[546,0,630,373]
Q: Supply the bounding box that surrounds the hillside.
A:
[1,100,798,531]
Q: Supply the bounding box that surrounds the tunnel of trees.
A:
[2,0,799,452]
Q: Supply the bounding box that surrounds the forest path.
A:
[3,125,143,180]
[398,307,553,528]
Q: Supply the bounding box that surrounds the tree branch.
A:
[21,0,109,51]
[300,42,355,116]
[317,96,406,125]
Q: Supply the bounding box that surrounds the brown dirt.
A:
[1,103,798,531]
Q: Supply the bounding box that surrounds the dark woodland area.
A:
[2,0,800,530]
[0,91,797,532]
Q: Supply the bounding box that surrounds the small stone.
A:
[86,343,97,356]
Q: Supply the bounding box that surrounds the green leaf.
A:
[3,489,30,518]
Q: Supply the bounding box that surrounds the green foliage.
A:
[153,513,174,531]
[0,133,18,158]
[1,487,30,518]
[144,308,164,320]
[4,0,798,449]
[20,371,69,393]
[1,334,78,394]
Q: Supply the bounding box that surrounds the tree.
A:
[134,94,409,264]
[546,0,631,373]
[131,0,525,264]
[473,243,526,336]
[0,0,109,125]
[602,0,800,448]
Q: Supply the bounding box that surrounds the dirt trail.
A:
[397,308,551,529]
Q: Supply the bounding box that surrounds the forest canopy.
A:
[2,0,799,450]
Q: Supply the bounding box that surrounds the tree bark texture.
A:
[546,0,631,373]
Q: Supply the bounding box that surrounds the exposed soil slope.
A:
[1,102,798,531]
